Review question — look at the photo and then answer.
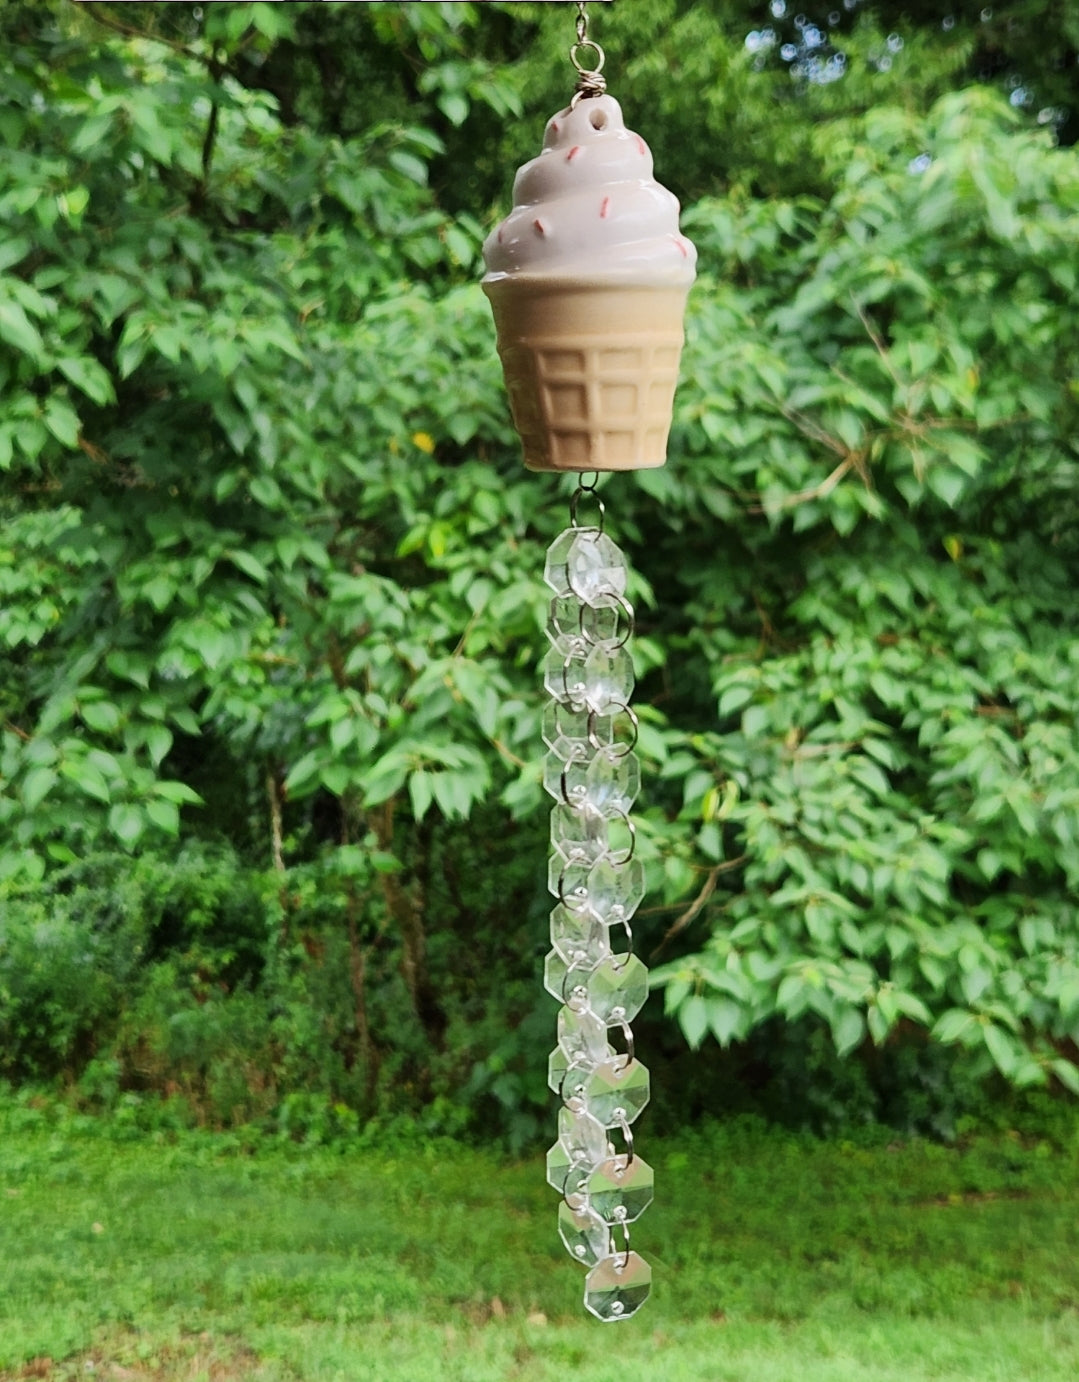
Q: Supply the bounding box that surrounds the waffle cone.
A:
[483,281,690,472]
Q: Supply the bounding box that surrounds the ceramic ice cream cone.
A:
[483,94,696,473]
[485,280,688,471]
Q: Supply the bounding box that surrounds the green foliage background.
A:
[1,0,1078,1140]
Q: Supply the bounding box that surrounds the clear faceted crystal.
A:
[547,594,587,656]
[545,1133,572,1190]
[581,857,646,924]
[584,749,640,817]
[550,902,608,963]
[548,848,588,902]
[558,1005,611,1066]
[546,1137,591,1197]
[552,746,637,819]
[586,953,649,1024]
[549,752,588,810]
[543,747,584,805]
[558,1103,609,1165]
[559,1200,611,1267]
[543,948,592,1010]
[549,1043,610,1101]
[542,703,593,761]
[581,644,634,716]
[543,646,587,709]
[587,1154,655,1225]
[549,849,597,906]
[543,529,577,599]
[565,531,628,605]
[547,1043,570,1097]
[551,802,610,867]
[583,1056,651,1127]
[583,1251,652,1322]
[580,598,629,651]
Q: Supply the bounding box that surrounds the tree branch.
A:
[650,855,747,961]
[76,2,210,68]
[746,454,856,514]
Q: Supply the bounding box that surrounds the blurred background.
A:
[1,0,1078,1152]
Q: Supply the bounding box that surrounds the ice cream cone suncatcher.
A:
[482,20,697,472]
[480,3,697,1322]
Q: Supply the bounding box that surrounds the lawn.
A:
[1,1098,1077,1381]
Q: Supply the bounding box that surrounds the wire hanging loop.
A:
[570,1,607,102]
[569,472,605,533]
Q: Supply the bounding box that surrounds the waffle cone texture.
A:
[484,280,689,473]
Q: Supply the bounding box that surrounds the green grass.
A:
[1,1100,1078,1380]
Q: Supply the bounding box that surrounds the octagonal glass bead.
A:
[548,592,629,660]
[582,643,634,717]
[548,847,589,903]
[581,858,645,924]
[551,802,609,867]
[543,528,578,599]
[586,953,649,1025]
[545,528,628,605]
[558,1005,610,1067]
[587,1154,655,1225]
[543,646,587,709]
[582,1056,651,1127]
[584,1250,651,1322]
[546,1136,592,1197]
[543,747,579,804]
[568,530,628,605]
[559,1200,611,1267]
[547,1041,572,1097]
[558,1103,609,1165]
[584,749,640,817]
[544,945,602,1011]
[580,597,631,652]
[544,948,588,1009]
[547,594,588,657]
[543,703,592,762]
[550,902,607,964]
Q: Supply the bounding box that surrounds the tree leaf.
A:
[678,994,709,1050]
[22,766,58,813]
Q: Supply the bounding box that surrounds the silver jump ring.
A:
[558,742,587,807]
[609,913,633,951]
[569,493,605,533]
[556,858,590,909]
[578,593,635,652]
[614,1023,635,1070]
[560,654,587,711]
[606,808,636,866]
[614,1219,631,1269]
[588,701,639,756]
[570,40,606,76]
[560,880,591,916]
[617,1112,635,1164]
[563,1176,589,1211]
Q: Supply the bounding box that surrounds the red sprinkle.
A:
[635,136,647,156]
[567,145,582,162]
[497,227,504,243]
[600,197,611,219]
[551,120,560,134]
[533,218,547,236]
[674,236,689,257]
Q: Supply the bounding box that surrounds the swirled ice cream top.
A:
[482,95,697,286]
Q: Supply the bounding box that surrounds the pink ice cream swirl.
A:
[482,94,697,287]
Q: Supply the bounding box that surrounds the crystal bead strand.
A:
[542,480,653,1322]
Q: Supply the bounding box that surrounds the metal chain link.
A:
[570,0,607,100]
